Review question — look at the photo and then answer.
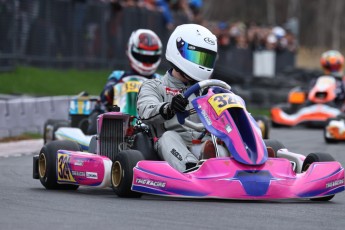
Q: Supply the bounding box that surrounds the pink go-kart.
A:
[33,80,344,201]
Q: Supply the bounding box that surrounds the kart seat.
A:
[267,147,276,158]
[199,140,216,160]
[132,132,160,160]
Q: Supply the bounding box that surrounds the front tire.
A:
[302,152,336,201]
[324,118,339,144]
[39,140,81,190]
[111,150,144,198]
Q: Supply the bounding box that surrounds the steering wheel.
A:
[176,79,231,131]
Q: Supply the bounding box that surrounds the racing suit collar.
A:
[167,69,193,88]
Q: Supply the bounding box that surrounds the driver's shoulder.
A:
[108,70,125,80]
[142,77,163,87]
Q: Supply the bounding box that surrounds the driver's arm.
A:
[137,79,170,125]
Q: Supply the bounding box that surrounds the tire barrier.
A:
[0,96,70,138]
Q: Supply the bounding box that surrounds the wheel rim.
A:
[38,153,47,178]
[112,161,122,187]
[257,120,266,135]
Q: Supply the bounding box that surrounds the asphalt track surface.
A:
[1,128,345,230]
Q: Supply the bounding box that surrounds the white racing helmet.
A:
[127,29,162,76]
[166,24,218,82]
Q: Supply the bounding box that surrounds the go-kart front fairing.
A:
[133,157,344,199]
[131,80,345,200]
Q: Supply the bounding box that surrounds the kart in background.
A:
[33,79,344,201]
[43,91,99,145]
[271,75,343,127]
[43,76,146,148]
[324,114,345,143]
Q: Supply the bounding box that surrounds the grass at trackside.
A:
[0,66,110,96]
[247,107,270,116]
[0,66,270,116]
[0,132,42,142]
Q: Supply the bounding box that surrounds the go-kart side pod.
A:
[33,140,112,189]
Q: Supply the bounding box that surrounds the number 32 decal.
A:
[208,93,244,115]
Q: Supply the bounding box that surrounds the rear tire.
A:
[86,111,101,135]
[39,140,81,190]
[302,152,336,201]
[253,115,270,139]
[111,150,144,198]
[263,139,286,158]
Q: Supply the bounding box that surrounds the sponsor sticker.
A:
[225,124,232,133]
[74,160,84,166]
[72,171,86,177]
[86,172,98,179]
[171,148,183,161]
[326,179,344,188]
[204,37,215,45]
[201,109,212,125]
[165,87,182,96]
[136,178,166,188]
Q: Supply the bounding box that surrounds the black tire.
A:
[85,111,101,135]
[324,118,339,144]
[111,150,144,198]
[39,140,81,190]
[263,139,286,158]
[253,115,270,139]
[271,120,286,128]
[78,117,89,134]
[132,132,158,160]
[70,115,88,129]
[302,153,336,201]
[43,119,70,144]
[88,135,97,154]
[336,113,345,119]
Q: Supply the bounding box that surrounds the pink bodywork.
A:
[56,150,112,188]
[131,88,345,199]
[132,157,344,200]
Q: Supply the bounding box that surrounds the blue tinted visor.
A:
[176,37,217,69]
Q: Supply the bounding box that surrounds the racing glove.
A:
[159,94,189,120]
[170,94,189,113]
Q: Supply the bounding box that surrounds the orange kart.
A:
[271,75,343,127]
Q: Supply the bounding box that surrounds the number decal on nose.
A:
[208,93,244,115]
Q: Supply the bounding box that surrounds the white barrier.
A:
[0,96,70,138]
[253,50,276,78]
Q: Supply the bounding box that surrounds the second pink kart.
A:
[33,80,344,201]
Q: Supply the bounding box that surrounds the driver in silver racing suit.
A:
[137,24,218,172]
